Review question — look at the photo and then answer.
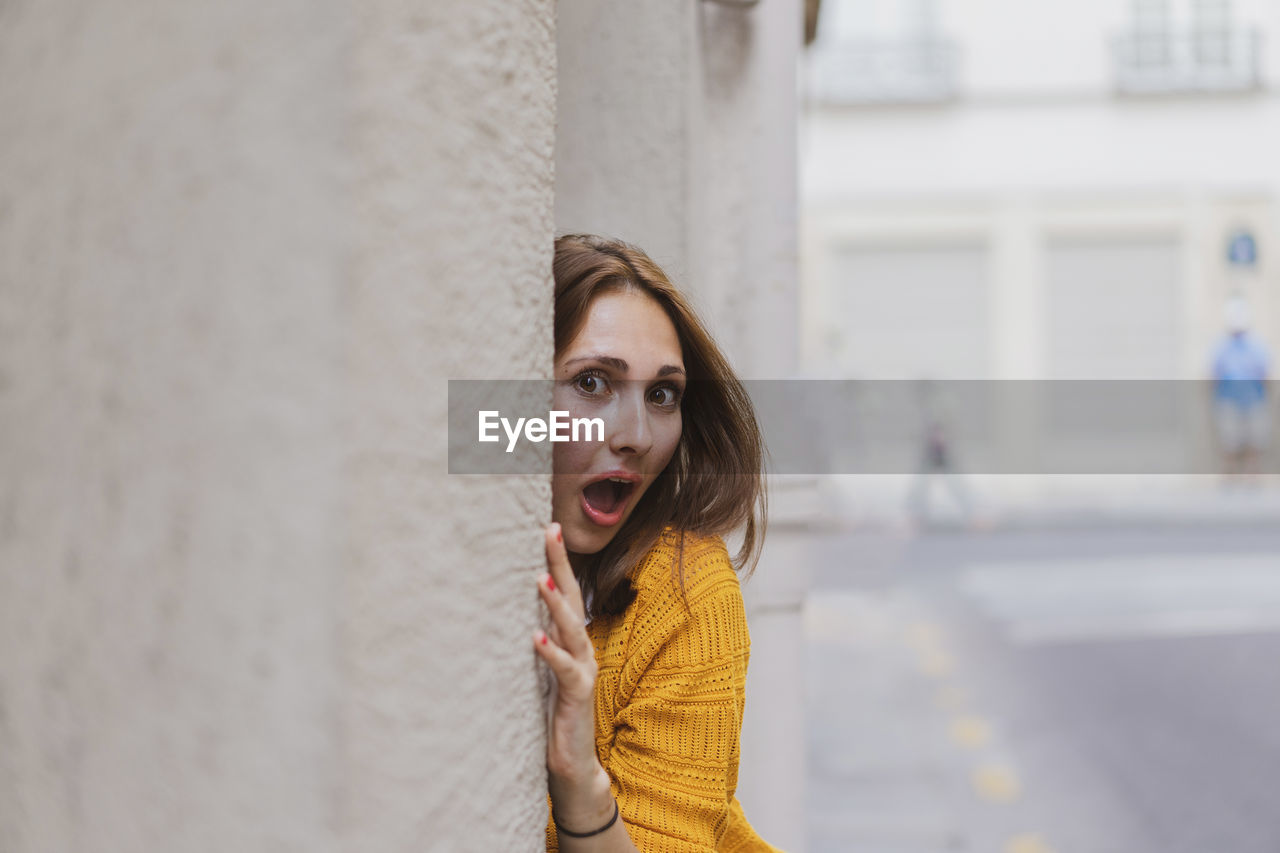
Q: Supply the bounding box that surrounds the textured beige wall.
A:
[554,0,694,282]
[691,1,801,381]
[344,1,555,850]
[0,2,554,851]
[555,0,800,376]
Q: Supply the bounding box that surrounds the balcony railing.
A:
[807,38,960,105]
[1112,28,1263,94]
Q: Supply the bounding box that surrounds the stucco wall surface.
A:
[0,2,554,851]
[344,2,555,851]
[555,0,800,379]
[555,0,694,282]
[691,1,801,379]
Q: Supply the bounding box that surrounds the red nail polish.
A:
[540,632,548,645]
[546,575,556,592]
[556,528,562,543]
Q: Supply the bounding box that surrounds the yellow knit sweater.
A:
[546,528,782,852]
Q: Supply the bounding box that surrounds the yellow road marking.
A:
[973,763,1021,803]
[948,715,991,748]
[1005,832,1054,853]
[907,621,956,677]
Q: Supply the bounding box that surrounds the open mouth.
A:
[580,476,638,525]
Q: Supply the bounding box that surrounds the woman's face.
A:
[552,289,685,557]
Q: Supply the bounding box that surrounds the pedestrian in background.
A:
[1211,296,1272,485]
[905,378,975,528]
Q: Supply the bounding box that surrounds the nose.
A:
[608,382,653,457]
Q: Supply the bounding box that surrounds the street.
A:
[804,522,1280,853]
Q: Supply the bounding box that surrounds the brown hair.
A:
[553,234,768,622]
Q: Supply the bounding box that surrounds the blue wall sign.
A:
[1227,230,1257,267]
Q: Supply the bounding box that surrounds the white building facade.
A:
[802,0,1279,494]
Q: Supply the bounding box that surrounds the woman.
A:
[532,234,779,852]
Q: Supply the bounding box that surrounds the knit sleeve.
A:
[604,548,753,852]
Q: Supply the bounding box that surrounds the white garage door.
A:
[1043,237,1186,469]
[1045,237,1183,380]
[826,243,991,380]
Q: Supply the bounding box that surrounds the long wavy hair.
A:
[553,234,768,622]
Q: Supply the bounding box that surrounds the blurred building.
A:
[802,0,1279,487]
[804,0,1277,381]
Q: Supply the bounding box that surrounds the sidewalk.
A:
[805,586,1066,853]
[992,481,1280,529]
[814,476,1280,531]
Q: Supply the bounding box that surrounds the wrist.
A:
[549,764,615,832]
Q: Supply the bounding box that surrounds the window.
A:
[1132,0,1171,68]
[810,0,956,104]
[1115,0,1257,93]
[1193,0,1232,67]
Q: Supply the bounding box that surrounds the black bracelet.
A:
[553,798,620,838]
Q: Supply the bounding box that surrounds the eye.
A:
[572,368,610,397]
[649,383,683,408]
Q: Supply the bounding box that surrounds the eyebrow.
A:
[562,354,686,378]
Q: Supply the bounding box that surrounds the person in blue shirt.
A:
[1211,297,1272,482]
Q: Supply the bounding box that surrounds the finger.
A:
[544,523,584,613]
[538,572,592,658]
[544,612,566,654]
[532,630,594,696]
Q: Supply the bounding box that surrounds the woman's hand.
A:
[534,523,615,832]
